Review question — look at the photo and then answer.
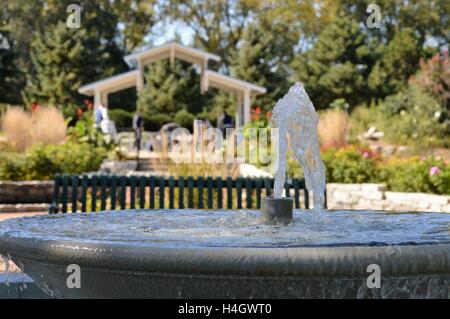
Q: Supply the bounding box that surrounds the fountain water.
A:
[0,84,449,299]
[271,82,326,210]
[261,83,325,224]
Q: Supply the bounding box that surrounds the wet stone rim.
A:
[1,232,450,278]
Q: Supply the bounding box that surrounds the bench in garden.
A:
[49,174,326,214]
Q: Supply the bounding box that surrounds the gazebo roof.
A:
[124,42,221,67]
[78,70,140,96]
[78,42,266,126]
[204,70,267,96]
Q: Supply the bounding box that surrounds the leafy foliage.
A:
[381,157,450,194]
[381,84,448,147]
[0,142,106,180]
[410,51,450,109]
[287,147,450,195]
[137,60,213,129]
[67,113,113,149]
[290,15,371,109]
[368,28,421,98]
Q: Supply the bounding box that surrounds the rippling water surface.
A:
[0,210,449,248]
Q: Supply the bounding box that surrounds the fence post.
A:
[49,174,61,214]
[71,175,78,213]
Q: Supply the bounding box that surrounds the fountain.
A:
[261,82,326,224]
[0,84,449,299]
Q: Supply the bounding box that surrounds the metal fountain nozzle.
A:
[261,197,293,225]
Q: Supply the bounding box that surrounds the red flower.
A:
[76,106,84,118]
[31,103,39,111]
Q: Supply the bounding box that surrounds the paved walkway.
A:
[0,212,47,222]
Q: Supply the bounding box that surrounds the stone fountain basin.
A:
[0,209,449,298]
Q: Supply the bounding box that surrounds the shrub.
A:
[1,107,33,151]
[31,106,67,146]
[322,147,379,183]
[174,109,195,129]
[1,106,67,152]
[0,152,27,180]
[410,50,450,109]
[67,113,113,149]
[349,86,449,148]
[143,113,173,131]
[381,157,450,195]
[288,145,450,194]
[109,109,133,129]
[348,104,386,143]
[381,85,449,147]
[318,109,349,149]
[0,142,106,181]
[288,146,379,183]
[0,103,13,117]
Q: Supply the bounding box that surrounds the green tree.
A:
[368,28,421,98]
[137,60,213,129]
[1,0,156,106]
[23,22,88,106]
[290,15,371,109]
[339,0,449,48]
[231,24,290,112]
[0,27,23,105]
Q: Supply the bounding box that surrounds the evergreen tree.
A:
[137,59,213,129]
[23,22,88,106]
[231,24,293,112]
[290,15,371,109]
[2,0,155,107]
[0,27,23,105]
[368,28,421,98]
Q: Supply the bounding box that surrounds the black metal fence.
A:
[50,174,325,213]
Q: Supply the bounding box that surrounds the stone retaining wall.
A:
[0,181,53,204]
[326,183,450,212]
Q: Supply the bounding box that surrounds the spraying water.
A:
[271,82,326,210]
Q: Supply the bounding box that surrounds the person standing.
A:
[132,110,144,150]
[217,111,234,135]
[95,104,105,125]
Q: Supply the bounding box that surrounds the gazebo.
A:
[78,42,266,127]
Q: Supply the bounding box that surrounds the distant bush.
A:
[0,142,106,181]
[410,51,449,110]
[288,146,378,183]
[380,157,450,194]
[287,147,450,195]
[108,107,213,132]
[318,109,349,149]
[0,107,33,151]
[67,113,113,149]
[1,106,67,152]
[382,85,448,146]
[322,147,379,183]
[0,103,13,117]
[109,109,133,129]
[174,109,195,129]
[350,78,449,148]
[31,107,67,146]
